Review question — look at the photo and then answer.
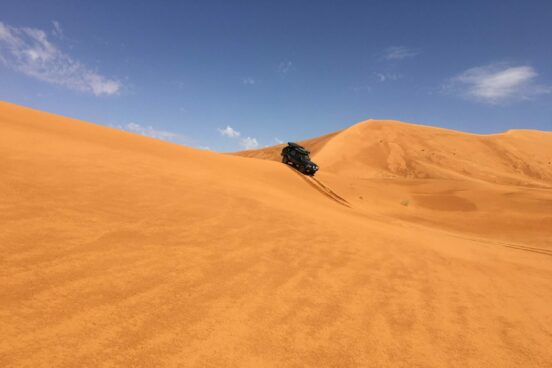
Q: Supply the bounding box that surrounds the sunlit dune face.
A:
[2,101,552,368]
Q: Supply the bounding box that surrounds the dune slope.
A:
[237,119,552,186]
[1,101,551,367]
[236,120,552,247]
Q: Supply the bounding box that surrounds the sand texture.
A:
[1,101,551,367]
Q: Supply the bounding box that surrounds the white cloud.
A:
[217,125,259,150]
[240,137,259,150]
[125,122,179,141]
[274,137,284,144]
[52,21,63,38]
[218,125,240,138]
[0,21,121,96]
[373,72,401,82]
[242,78,255,85]
[383,46,420,60]
[448,64,550,104]
[278,60,293,74]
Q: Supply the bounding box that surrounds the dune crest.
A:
[2,101,551,367]
[238,119,552,187]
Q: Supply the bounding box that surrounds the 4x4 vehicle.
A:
[281,142,319,176]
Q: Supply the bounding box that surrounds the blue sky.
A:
[1,0,551,151]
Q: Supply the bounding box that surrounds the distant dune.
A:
[1,101,551,367]
[236,119,552,186]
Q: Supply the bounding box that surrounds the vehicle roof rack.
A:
[287,142,310,154]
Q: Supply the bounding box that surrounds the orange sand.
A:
[1,101,551,367]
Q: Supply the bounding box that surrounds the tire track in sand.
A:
[287,166,351,207]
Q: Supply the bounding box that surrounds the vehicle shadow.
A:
[285,166,351,208]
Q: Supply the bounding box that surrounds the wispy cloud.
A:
[218,125,240,138]
[383,46,420,61]
[242,77,255,85]
[51,21,63,39]
[124,122,180,141]
[278,60,294,74]
[373,72,401,82]
[446,63,550,104]
[0,21,121,96]
[274,137,284,144]
[217,125,259,150]
[240,137,259,150]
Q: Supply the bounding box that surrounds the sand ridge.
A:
[1,101,552,367]
[237,119,552,187]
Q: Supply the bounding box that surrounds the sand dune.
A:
[1,101,551,367]
[237,120,552,248]
[237,119,552,186]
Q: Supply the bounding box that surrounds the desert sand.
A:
[1,101,551,367]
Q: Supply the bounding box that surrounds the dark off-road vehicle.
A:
[281,142,319,176]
